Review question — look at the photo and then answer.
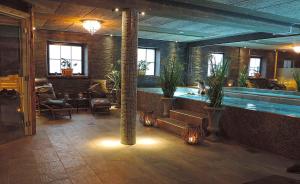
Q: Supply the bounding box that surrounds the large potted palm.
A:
[106,61,121,107]
[205,56,229,141]
[238,65,248,87]
[160,57,183,117]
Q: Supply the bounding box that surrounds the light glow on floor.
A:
[91,136,161,149]
[137,137,158,145]
[99,139,122,148]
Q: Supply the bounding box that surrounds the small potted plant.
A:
[205,55,229,141]
[293,71,300,92]
[160,56,183,117]
[138,60,149,76]
[61,58,76,77]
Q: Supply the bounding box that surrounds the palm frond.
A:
[160,57,183,98]
[207,56,230,108]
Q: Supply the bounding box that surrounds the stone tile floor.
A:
[0,109,299,184]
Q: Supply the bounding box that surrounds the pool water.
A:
[224,87,300,100]
[138,87,300,118]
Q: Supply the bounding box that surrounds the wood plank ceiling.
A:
[24,0,300,50]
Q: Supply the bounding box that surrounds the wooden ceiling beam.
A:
[187,32,295,47]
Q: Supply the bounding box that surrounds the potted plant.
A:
[205,56,229,141]
[106,61,121,107]
[293,71,300,92]
[138,60,149,76]
[238,65,248,87]
[160,56,183,117]
[61,58,76,77]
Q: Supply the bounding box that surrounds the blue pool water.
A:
[224,87,300,100]
[138,87,300,118]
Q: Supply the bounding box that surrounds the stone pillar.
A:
[120,9,138,145]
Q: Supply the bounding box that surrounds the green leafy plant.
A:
[61,58,77,68]
[207,56,230,108]
[138,60,149,72]
[293,71,300,92]
[238,65,248,87]
[160,56,183,98]
[106,60,121,90]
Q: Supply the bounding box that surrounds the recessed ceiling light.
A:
[32,27,36,31]
[110,34,113,37]
[244,46,247,48]
[114,8,119,12]
[175,41,178,43]
[140,11,145,16]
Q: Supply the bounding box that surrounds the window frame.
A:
[207,53,224,77]
[138,47,157,76]
[283,59,293,68]
[47,41,85,76]
[248,57,262,77]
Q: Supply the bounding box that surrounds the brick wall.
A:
[137,40,187,87]
[34,30,188,93]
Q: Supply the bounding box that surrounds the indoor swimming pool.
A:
[138,87,300,118]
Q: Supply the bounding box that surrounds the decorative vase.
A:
[161,97,175,117]
[204,106,225,142]
[61,68,73,77]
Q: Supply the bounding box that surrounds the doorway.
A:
[0,4,35,144]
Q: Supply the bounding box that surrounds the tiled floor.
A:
[0,109,299,184]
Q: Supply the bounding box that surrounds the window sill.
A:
[47,75,89,79]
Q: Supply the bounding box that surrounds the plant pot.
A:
[161,97,175,117]
[61,68,73,77]
[204,106,225,142]
[138,70,146,76]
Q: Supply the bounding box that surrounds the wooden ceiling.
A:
[22,0,300,50]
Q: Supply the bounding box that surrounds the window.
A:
[207,53,223,76]
[48,42,84,75]
[283,60,293,68]
[138,48,156,76]
[248,57,261,76]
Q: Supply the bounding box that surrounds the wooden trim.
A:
[47,41,86,76]
[0,4,29,19]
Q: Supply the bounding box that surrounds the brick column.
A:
[120,9,138,145]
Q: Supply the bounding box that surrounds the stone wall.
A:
[34,30,187,93]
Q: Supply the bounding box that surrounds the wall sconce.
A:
[183,124,204,145]
[293,46,300,53]
[227,80,234,87]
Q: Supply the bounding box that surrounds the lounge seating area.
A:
[35,78,112,118]
[0,0,300,184]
